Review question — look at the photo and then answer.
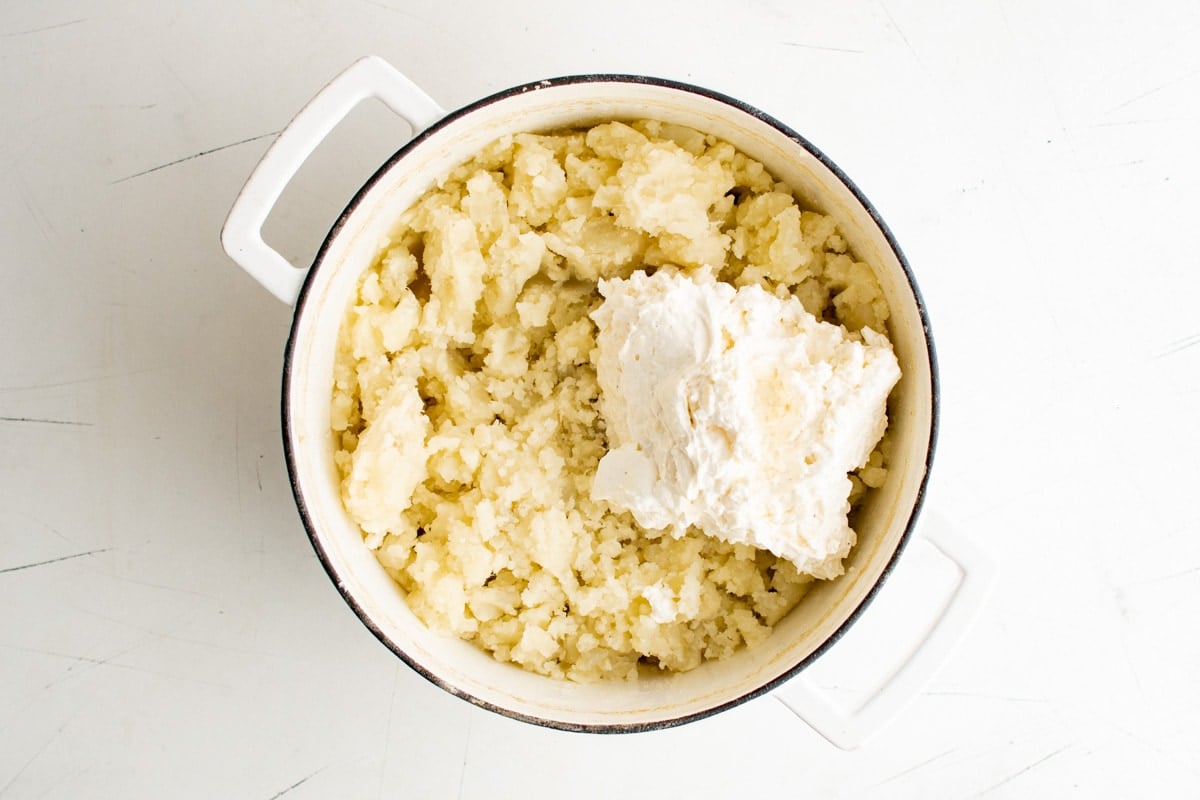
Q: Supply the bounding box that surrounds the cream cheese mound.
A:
[590,269,901,579]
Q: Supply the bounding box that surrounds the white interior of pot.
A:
[286,79,934,728]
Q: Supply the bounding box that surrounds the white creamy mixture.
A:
[591,269,901,579]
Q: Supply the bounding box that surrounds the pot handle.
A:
[771,511,994,749]
[221,56,444,305]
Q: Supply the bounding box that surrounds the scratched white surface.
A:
[2,1,1199,797]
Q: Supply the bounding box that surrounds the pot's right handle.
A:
[221,56,443,306]
[772,511,995,749]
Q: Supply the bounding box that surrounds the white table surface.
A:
[4,1,1199,796]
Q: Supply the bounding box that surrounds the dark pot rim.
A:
[280,72,940,734]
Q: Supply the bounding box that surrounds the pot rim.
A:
[280,73,940,734]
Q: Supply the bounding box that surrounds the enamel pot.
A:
[222,56,992,746]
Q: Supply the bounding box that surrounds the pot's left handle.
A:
[221,56,444,306]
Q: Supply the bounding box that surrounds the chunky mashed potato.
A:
[331,120,892,681]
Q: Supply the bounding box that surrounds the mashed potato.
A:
[331,120,893,681]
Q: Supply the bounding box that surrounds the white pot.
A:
[223,57,991,746]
